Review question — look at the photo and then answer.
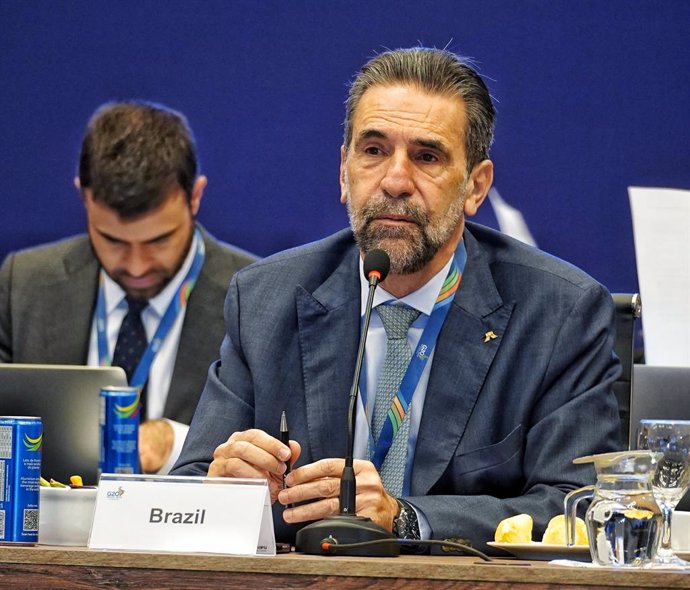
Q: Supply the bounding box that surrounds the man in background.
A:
[0,101,256,473]
[173,47,621,550]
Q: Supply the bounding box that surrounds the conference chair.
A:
[611,293,642,448]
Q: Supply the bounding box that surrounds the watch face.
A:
[392,500,406,537]
[394,501,420,540]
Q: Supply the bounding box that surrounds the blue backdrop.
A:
[1,1,689,293]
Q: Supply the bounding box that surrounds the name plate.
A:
[88,474,275,555]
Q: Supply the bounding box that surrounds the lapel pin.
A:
[483,331,498,343]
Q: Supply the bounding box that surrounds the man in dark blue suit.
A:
[174,47,621,550]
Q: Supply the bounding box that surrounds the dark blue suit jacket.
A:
[174,222,621,550]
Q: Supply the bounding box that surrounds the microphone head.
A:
[363,249,390,283]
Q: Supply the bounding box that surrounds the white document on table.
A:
[629,186,690,366]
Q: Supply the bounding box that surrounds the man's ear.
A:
[79,184,96,211]
[339,145,348,204]
[190,175,207,216]
[75,177,96,211]
[463,159,494,217]
[72,176,88,205]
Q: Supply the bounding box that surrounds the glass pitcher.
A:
[564,451,663,567]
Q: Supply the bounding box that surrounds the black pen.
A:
[280,411,293,508]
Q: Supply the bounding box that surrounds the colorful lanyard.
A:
[96,228,206,389]
[363,241,467,493]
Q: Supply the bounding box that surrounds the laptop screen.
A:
[0,364,127,485]
[630,365,690,448]
[630,364,690,511]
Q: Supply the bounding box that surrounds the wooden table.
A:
[1,545,688,589]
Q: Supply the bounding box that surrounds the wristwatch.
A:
[392,498,421,540]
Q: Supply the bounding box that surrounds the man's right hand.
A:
[208,429,301,503]
[139,419,174,473]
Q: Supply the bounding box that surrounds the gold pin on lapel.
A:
[483,330,498,343]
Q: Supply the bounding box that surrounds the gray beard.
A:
[346,188,466,275]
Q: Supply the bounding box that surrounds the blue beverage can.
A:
[0,416,42,544]
[99,387,140,475]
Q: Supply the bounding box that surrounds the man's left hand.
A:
[139,419,174,473]
[277,458,399,531]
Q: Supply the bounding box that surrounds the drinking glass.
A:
[637,419,690,567]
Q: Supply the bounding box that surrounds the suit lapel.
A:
[165,260,223,422]
[165,229,256,422]
[411,228,514,495]
[297,248,361,462]
[45,239,99,363]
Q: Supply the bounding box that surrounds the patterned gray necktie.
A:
[372,304,420,497]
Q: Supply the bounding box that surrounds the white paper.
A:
[88,474,275,555]
[629,187,690,366]
[488,188,537,247]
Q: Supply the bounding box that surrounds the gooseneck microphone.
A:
[340,248,390,516]
[295,249,401,557]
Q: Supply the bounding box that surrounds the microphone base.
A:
[295,515,400,557]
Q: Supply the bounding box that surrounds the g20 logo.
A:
[106,486,126,499]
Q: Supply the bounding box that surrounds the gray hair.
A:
[344,47,495,172]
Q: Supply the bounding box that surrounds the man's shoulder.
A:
[201,230,258,275]
[233,228,356,287]
[1,235,95,282]
[202,231,256,263]
[466,221,601,292]
[5,234,90,259]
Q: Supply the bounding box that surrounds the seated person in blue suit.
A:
[173,47,621,551]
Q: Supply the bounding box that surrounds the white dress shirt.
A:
[87,232,200,474]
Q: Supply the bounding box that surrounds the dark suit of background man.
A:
[0,102,256,474]
[173,48,621,551]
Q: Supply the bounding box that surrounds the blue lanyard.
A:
[96,228,206,389]
[362,242,467,494]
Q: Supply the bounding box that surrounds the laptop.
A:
[629,364,690,510]
[0,364,127,485]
